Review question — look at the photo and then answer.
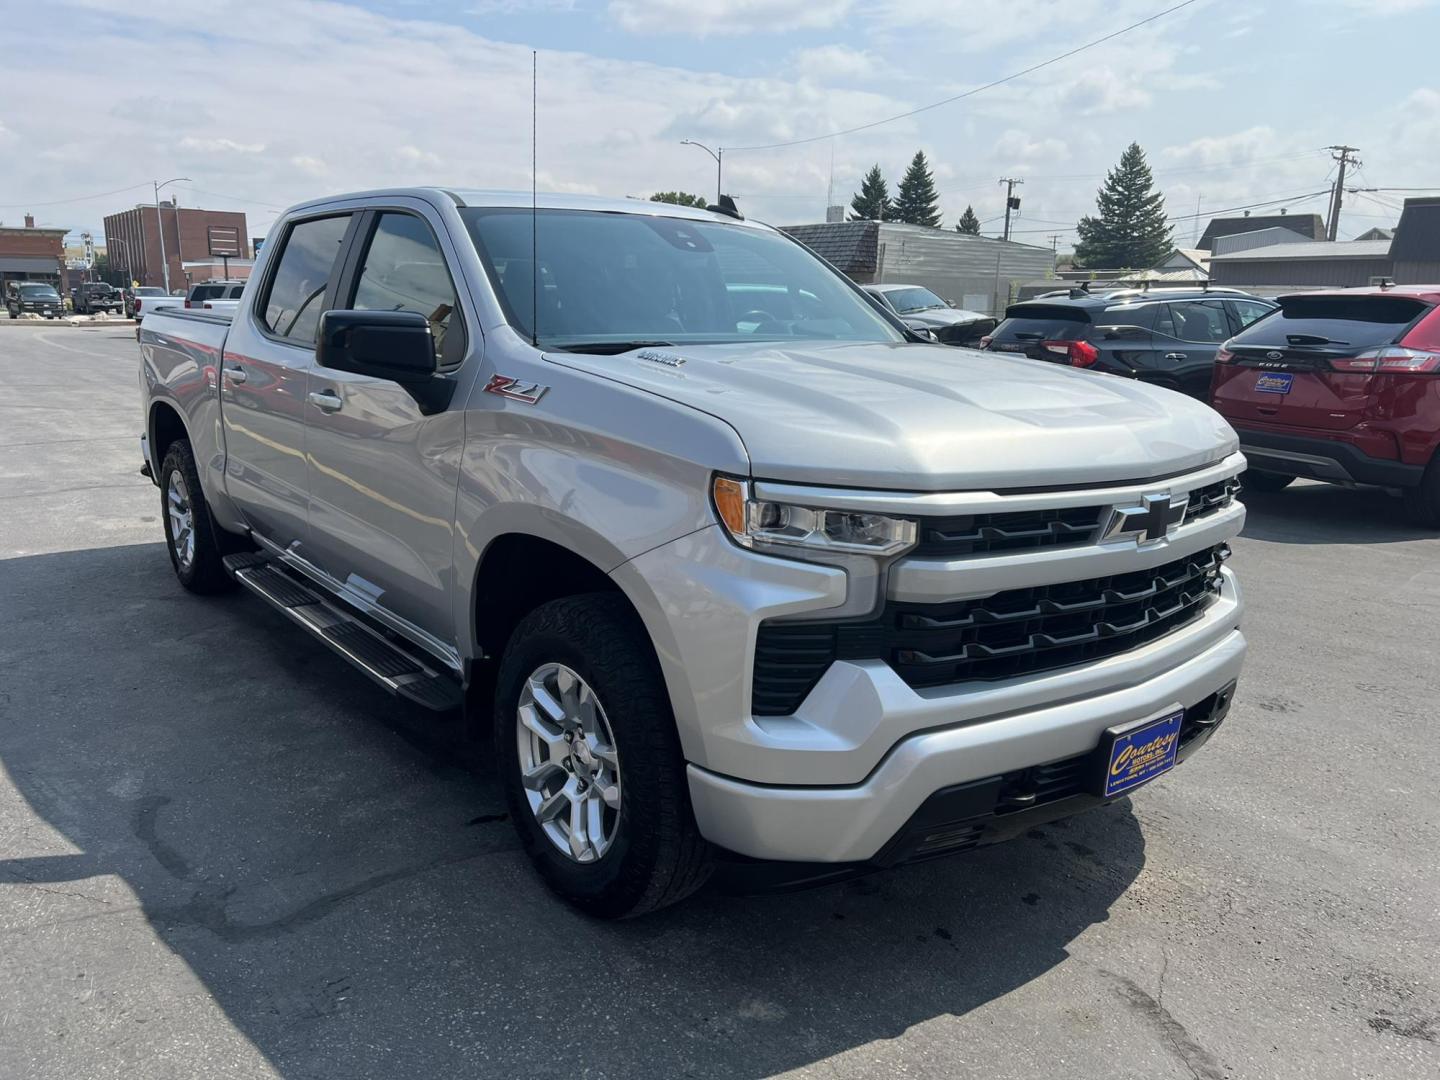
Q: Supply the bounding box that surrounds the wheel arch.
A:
[148,399,190,475]
[465,530,674,739]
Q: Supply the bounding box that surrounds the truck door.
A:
[302,207,476,645]
[218,212,354,549]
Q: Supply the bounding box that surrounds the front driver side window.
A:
[350,213,464,370]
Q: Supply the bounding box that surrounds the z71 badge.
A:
[483,374,550,405]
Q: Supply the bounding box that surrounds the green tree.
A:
[1073,142,1172,269]
[892,151,942,227]
[955,205,981,235]
[848,165,891,221]
[650,191,708,208]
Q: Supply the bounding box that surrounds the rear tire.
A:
[494,593,712,918]
[1402,457,1440,528]
[159,440,233,594]
[1243,470,1295,493]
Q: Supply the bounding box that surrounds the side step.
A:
[222,553,463,711]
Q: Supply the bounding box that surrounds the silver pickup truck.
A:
[138,189,1247,917]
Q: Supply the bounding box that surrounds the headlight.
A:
[712,477,917,557]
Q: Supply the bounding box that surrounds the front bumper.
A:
[688,622,1244,863]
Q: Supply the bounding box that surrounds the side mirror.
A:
[318,309,436,381]
[316,309,453,413]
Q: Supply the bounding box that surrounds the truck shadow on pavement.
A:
[1240,481,1431,545]
[0,542,1147,1079]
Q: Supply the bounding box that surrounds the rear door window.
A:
[1158,300,1230,343]
[1229,295,1428,349]
[261,215,352,344]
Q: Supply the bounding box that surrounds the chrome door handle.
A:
[223,364,247,383]
[1164,352,1188,360]
[308,389,343,413]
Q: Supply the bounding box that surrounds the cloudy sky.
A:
[2,0,1437,250]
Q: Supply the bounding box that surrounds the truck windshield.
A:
[461,208,904,350]
[19,285,60,299]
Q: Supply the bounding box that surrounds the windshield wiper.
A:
[549,340,676,355]
[1286,334,1350,347]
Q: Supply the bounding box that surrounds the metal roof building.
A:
[781,221,1055,316]
[1208,196,1440,288]
[1197,212,1326,251]
[1209,239,1393,288]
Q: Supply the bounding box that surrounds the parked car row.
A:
[979,283,1440,525]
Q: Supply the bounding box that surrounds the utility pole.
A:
[999,177,1024,242]
[1325,145,1360,241]
[153,177,191,293]
[1048,234,1062,253]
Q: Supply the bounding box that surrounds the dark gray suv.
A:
[984,287,1276,400]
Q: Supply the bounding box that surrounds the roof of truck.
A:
[285,187,768,228]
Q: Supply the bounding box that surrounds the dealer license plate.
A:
[1254,372,1293,394]
[1098,709,1183,798]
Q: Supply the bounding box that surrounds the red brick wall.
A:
[103,205,249,290]
[0,227,65,260]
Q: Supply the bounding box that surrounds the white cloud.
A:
[1060,67,1151,115]
[609,0,851,36]
[468,0,575,12]
[994,130,1069,164]
[179,136,266,154]
[396,145,443,169]
[290,155,328,177]
[792,44,879,82]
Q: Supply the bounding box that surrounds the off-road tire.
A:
[1243,470,1295,493]
[495,593,712,918]
[159,440,234,594]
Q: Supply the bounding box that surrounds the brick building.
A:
[0,214,66,293]
[103,203,249,291]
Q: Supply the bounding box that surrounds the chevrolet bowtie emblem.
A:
[1105,492,1188,545]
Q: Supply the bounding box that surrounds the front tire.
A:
[1243,470,1295,493]
[159,440,232,594]
[495,594,712,918]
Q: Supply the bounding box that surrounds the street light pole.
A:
[153,177,191,293]
[680,140,722,204]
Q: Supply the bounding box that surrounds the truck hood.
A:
[546,340,1238,491]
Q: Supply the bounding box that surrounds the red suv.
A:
[1210,285,1440,524]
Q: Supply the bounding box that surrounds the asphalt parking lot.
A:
[1,324,1437,1080]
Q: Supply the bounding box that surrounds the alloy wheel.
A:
[515,663,622,864]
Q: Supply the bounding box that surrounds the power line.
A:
[0,182,151,210]
[726,0,1201,152]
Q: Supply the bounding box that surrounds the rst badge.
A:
[483,374,550,405]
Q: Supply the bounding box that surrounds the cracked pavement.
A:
[1,325,1438,1079]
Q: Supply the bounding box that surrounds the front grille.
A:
[752,544,1227,715]
[1182,476,1241,525]
[914,504,1105,557]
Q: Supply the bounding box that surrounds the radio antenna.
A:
[530,49,539,348]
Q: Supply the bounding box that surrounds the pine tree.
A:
[1073,142,1172,269]
[955,205,981,235]
[848,165,891,221]
[892,151,942,227]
